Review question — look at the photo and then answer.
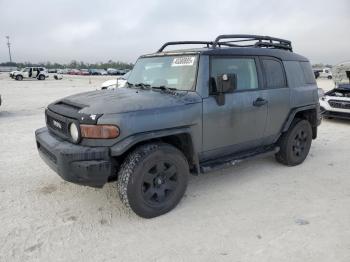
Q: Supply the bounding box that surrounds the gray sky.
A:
[0,0,349,64]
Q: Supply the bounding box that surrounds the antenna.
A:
[6,36,13,63]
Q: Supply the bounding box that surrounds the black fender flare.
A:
[110,126,200,172]
[281,104,319,133]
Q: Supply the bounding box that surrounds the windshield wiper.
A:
[135,83,151,89]
[151,85,177,92]
[126,82,150,89]
[126,81,134,88]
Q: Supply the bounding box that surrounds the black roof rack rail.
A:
[157,41,244,53]
[157,34,293,53]
[157,41,213,53]
[213,34,293,51]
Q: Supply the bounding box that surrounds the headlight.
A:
[80,125,120,139]
[69,122,80,142]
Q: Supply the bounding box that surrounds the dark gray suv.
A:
[35,34,321,218]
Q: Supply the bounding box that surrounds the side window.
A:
[210,58,258,91]
[284,61,315,88]
[300,62,316,84]
[262,59,287,88]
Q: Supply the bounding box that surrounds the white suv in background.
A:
[11,67,49,81]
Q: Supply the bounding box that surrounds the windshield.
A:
[127,55,198,91]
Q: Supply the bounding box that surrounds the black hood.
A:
[48,88,201,118]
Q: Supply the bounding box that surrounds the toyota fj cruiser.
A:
[35,35,321,218]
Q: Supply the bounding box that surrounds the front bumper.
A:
[321,110,350,120]
[320,98,350,120]
[35,127,114,188]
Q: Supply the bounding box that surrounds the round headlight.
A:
[69,122,79,142]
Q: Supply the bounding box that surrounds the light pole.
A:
[6,36,12,63]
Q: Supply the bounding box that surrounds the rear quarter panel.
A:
[283,61,318,108]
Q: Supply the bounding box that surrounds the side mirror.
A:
[212,73,237,106]
[216,73,237,94]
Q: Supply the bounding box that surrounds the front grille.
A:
[46,114,68,134]
[328,100,350,110]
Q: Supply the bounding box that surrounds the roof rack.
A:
[157,34,293,53]
[213,34,292,51]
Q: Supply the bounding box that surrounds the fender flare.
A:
[110,126,199,171]
[281,104,318,133]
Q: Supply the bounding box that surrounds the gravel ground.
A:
[0,74,349,262]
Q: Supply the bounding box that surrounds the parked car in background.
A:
[80,69,90,75]
[89,69,108,75]
[68,69,82,75]
[11,67,49,81]
[100,71,131,89]
[320,70,350,119]
[314,68,332,79]
[107,68,119,75]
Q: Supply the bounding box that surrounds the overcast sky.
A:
[0,0,349,64]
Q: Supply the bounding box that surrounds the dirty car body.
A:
[35,34,321,218]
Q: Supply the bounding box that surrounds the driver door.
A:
[201,56,268,161]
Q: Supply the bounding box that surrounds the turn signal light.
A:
[80,125,120,139]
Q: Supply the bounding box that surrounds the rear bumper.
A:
[35,127,113,188]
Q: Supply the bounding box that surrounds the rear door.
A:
[201,56,268,160]
[259,57,290,145]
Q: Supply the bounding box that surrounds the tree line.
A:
[0,60,133,70]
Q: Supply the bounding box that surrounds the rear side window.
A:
[300,62,316,84]
[210,58,258,90]
[284,61,316,88]
[262,59,287,88]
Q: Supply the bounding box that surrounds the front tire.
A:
[15,75,23,81]
[117,143,189,218]
[275,119,312,166]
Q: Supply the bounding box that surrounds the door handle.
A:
[253,97,268,107]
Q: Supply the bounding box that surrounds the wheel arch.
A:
[110,127,200,174]
[282,105,320,139]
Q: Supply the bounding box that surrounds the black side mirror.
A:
[216,73,237,94]
[212,73,237,106]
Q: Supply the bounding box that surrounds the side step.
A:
[200,146,280,173]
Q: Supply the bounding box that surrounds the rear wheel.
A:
[275,119,312,166]
[117,143,189,218]
[15,75,23,81]
[38,75,45,80]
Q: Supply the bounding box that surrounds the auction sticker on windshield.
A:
[171,56,196,67]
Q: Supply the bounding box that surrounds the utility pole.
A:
[6,36,12,63]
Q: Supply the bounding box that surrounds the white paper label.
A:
[171,56,196,67]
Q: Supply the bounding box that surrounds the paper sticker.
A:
[171,56,196,67]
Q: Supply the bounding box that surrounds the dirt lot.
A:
[0,74,349,262]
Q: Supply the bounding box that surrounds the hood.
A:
[48,87,202,116]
